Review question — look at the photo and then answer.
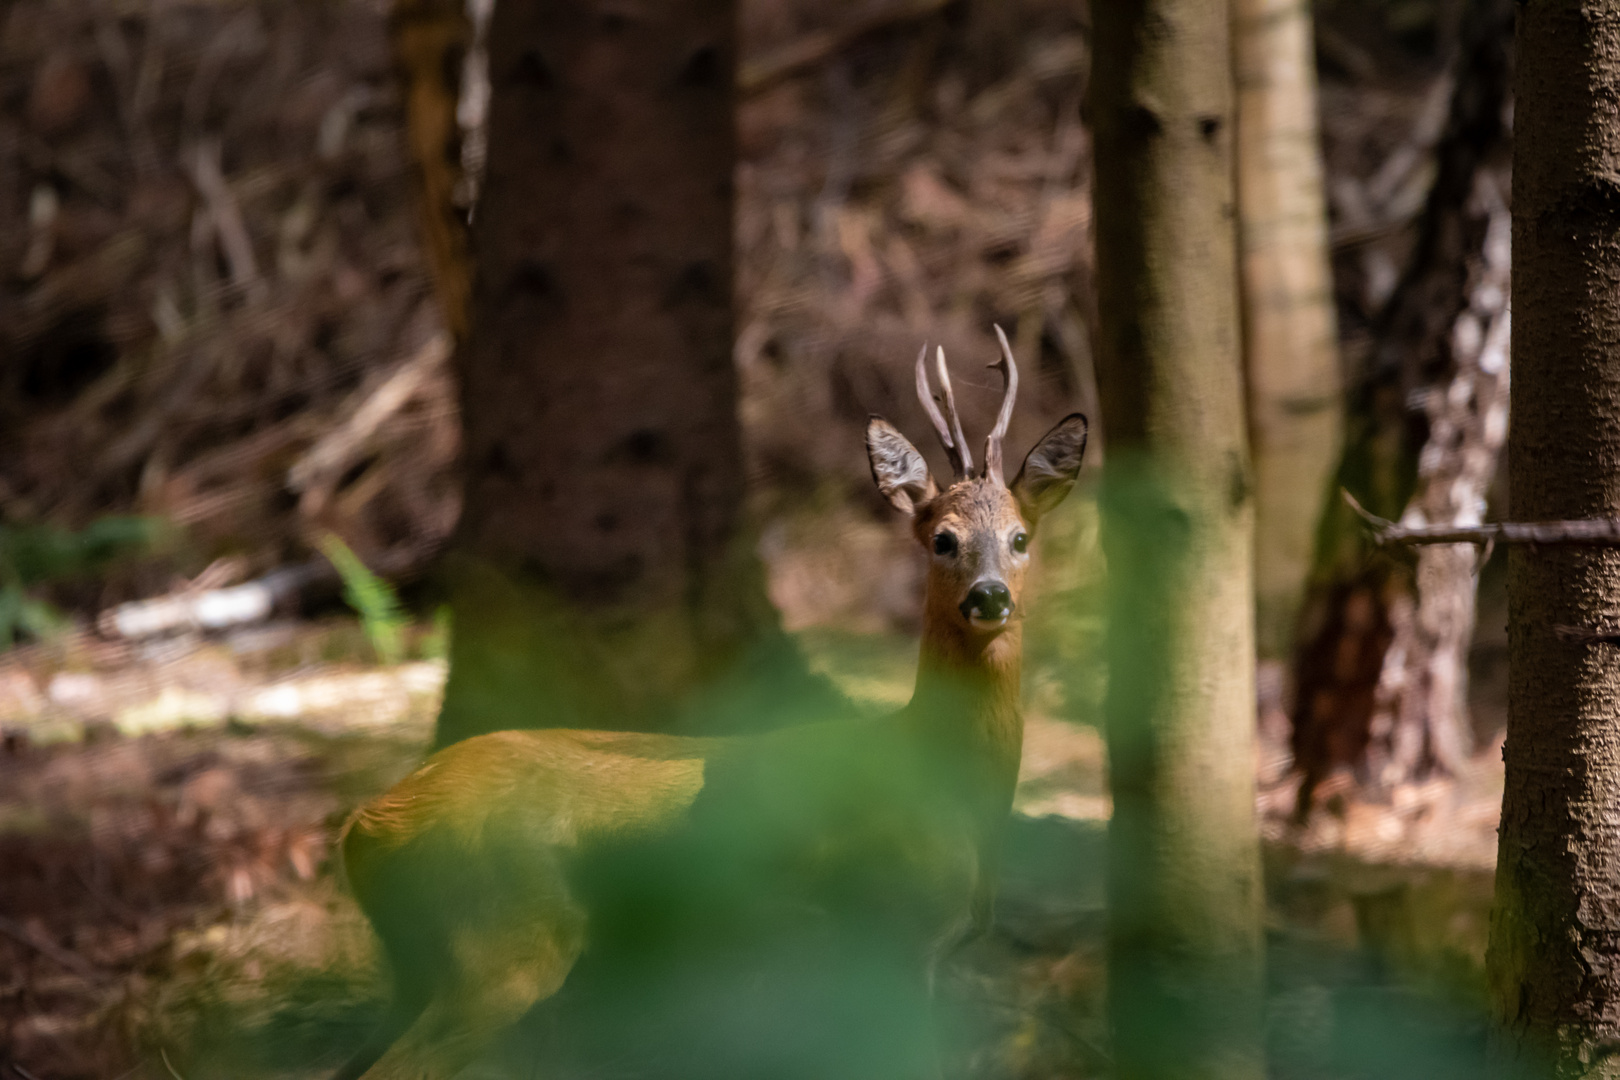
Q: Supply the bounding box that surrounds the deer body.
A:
[336,335,1087,1080]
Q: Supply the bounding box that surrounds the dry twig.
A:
[288,333,451,499]
[0,913,107,982]
[1342,488,1620,547]
[188,139,262,298]
[740,0,950,95]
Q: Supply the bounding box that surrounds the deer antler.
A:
[983,325,1020,486]
[915,343,973,479]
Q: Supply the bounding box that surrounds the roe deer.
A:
[335,329,1088,1080]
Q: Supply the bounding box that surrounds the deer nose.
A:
[961,580,1013,623]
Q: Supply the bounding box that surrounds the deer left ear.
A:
[1011,413,1089,523]
[867,417,938,516]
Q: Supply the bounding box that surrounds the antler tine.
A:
[934,346,973,478]
[915,343,969,479]
[915,343,961,475]
[984,325,1020,485]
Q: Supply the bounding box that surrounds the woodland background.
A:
[0,0,1512,1077]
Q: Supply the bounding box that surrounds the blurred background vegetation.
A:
[0,0,1519,1077]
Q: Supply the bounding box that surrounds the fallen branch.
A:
[99,561,335,638]
[188,139,261,298]
[1342,489,1620,546]
[0,912,108,982]
[98,546,427,640]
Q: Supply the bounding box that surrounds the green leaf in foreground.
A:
[319,536,407,666]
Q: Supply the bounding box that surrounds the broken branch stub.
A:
[1342,488,1620,547]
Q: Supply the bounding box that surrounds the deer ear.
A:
[866,417,938,516]
[1011,413,1088,523]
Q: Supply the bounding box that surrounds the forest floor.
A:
[0,618,1500,1080]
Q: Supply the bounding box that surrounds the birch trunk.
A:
[1090,4,1265,1077]
[1290,0,1512,809]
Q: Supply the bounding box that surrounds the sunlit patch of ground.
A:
[0,622,445,746]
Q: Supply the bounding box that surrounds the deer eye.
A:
[1012,531,1029,554]
[933,532,958,557]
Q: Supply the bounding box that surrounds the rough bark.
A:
[1289,0,1512,811]
[1487,3,1620,1075]
[1090,5,1265,1078]
[435,0,798,746]
[1232,0,1343,659]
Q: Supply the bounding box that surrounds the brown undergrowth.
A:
[0,710,424,1078]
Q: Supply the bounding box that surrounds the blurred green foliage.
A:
[0,516,165,646]
[320,535,408,665]
[418,604,452,661]
[133,607,1528,1080]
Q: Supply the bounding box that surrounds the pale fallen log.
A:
[99,561,335,639]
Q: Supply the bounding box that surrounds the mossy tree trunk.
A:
[1232,0,1342,660]
[432,0,797,747]
[1487,1,1620,1074]
[1090,4,1265,1077]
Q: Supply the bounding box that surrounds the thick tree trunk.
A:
[1487,2,1620,1074]
[435,0,792,746]
[1090,5,1265,1078]
[1232,0,1343,660]
[1289,0,1512,810]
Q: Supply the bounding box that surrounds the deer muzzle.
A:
[961,580,1013,627]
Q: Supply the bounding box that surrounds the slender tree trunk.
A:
[1090,5,1265,1078]
[1289,0,1512,810]
[1487,2,1620,1074]
[434,0,795,746]
[1232,0,1343,660]
[391,0,474,342]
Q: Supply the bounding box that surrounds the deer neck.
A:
[905,615,1025,813]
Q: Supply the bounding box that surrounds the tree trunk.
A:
[1289,0,1512,811]
[1384,185,1509,783]
[434,0,795,746]
[1232,0,1343,660]
[1487,2,1620,1074]
[1090,5,1265,1078]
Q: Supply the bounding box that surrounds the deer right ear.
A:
[866,417,938,516]
[1011,413,1089,523]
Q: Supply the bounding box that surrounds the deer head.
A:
[866,328,1089,646]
